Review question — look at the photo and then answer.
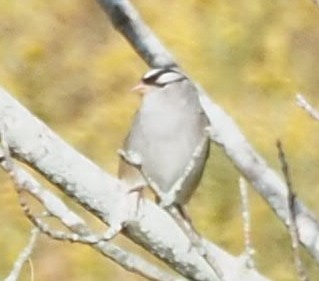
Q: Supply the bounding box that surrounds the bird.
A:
[118,67,210,216]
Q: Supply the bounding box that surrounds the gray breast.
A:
[123,79,210,202]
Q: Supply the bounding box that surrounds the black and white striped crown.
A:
[142,67,187,87]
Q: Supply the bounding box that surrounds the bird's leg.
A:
[118,148,169,219]
[127,185,145,217]
[118,149,167,202]
[117,149,149,217]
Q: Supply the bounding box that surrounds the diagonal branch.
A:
[0,86,270,281]
[97,0,319,264]
[0,134,188,281]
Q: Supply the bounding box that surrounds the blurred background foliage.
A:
[0,0,319,280]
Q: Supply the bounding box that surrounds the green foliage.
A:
[1,0,319,280]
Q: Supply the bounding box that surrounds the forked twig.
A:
[4,228,39,281]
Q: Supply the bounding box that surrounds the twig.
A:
[296,94,319,122]
[4,228,39,281]
[239,177,255,269]
[276,140,310,281]
[28,259,34,281]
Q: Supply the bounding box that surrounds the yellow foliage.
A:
[1,0,319,280]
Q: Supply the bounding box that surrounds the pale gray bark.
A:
[2,0,319,280]
[0,87,270,281]
[0,144,185,281]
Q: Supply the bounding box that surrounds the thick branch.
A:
[0,145,183,281]
[97,0,319,263]
[0,87,270,281]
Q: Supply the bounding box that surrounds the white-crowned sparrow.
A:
[118,67,210,213]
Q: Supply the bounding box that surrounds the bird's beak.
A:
[130,82,147,94]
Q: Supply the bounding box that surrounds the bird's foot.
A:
[128,185,145,217]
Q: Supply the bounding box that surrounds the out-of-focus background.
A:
[1,0,319,280]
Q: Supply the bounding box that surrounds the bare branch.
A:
[5,228,39,281]
[0,86,271,280]
[276,140,310,281]
[296,94,319,122]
